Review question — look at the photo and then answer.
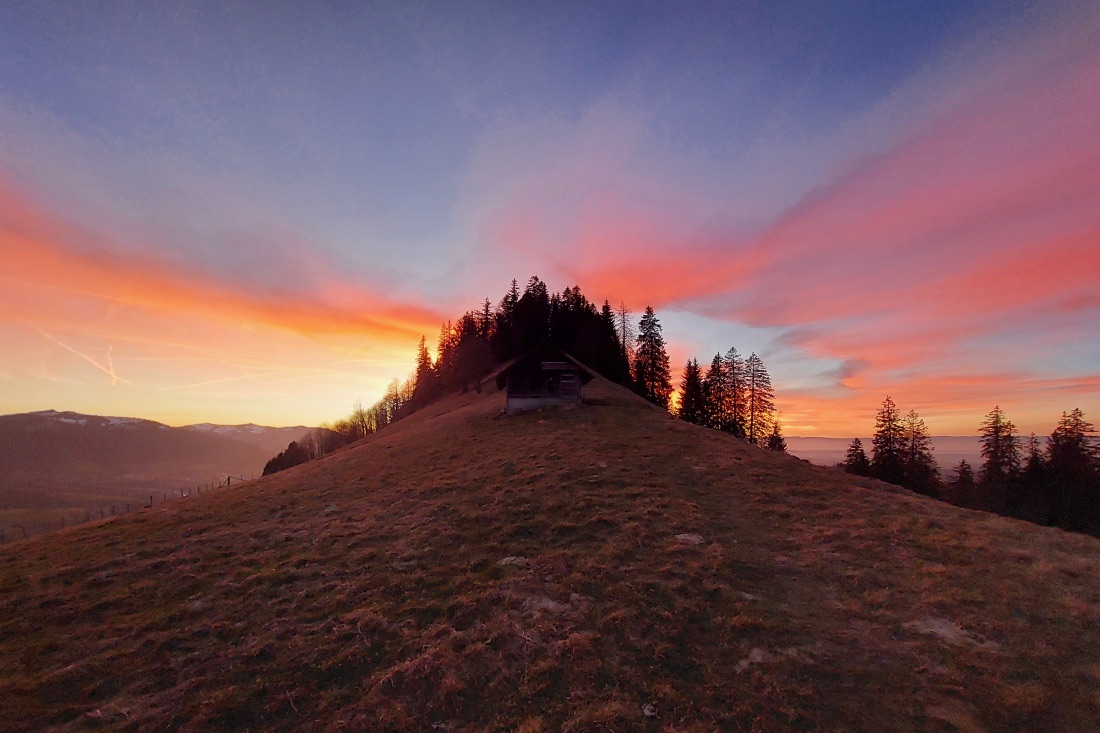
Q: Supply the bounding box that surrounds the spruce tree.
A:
[514,276,550,351]
[722,347,747,438]
[844,438,871,476]
[979,406,1021,486]
[677,358,706,425]
[632,306,672,409]
[1045,408,1098,532]
[701,353,726,430]
[871,396,905,486]
[410,335,436,406]
[766,419,787,453]
[745,353,775,444]
[490,279,520,360]
[902,409,938,496]
[977,406,1020,513]
[1010,432,1046,521]
[949,459,976,506]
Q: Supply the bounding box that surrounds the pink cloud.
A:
[465,8,1099,434]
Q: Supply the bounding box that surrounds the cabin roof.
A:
[493,343,596,391]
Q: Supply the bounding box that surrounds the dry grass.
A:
[1,378,1098,731]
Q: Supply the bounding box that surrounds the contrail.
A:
[26,322,125,386]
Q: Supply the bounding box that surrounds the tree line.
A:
[675,347,786,450]
[844,399,1100,536]
[264,275,784,475]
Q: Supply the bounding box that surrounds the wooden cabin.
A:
[494,344,595,413]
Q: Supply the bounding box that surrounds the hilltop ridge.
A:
[1,377,1097,731]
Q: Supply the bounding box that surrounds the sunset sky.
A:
[1,1,1097,436]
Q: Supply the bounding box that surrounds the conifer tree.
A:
[902,409,938,496]
[410,335,436,406]
[871,396,905,486]
[514,276,550,351]
[949,459,976,506]
[677,358,706,425]
[1007,432,1046,520]
[979,406,1020,485]
[722,347,748,438]
[597,299,632,384]
[701,353,726,430]
[479,298,494,339]
[766,419,787,453]
[977,406,1020,512]
[844,438,871,476]
[1045,408,1098,531]
[745,353,775,444]
[632,306,672,408]
[616,302,635,362]
[490,279,521,359]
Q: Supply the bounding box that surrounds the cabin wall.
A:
[506,393,582,414]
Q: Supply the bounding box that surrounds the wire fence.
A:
[0,474,254,544]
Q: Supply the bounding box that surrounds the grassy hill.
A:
[1,378,1098,731]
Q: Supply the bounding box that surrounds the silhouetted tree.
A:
[350,398,371,440]
[1009,432,1047,521]
[514,276,551,352]
[1045,408,1098,532]
[844,438,871,476]
[478,298,494,340]
[262,440,312,476]
[722,347,748,437]
[490,279,521,360]
[677,358,705,424]
[632,306,672,408]
[596,300,632,383]
[701,354,725,430]
[745,353,774,444]
[409,336,436,407]
[902,409,939,496]
[871,396,905,486]
[766,419,787,453]
[616,302,635,364]
[978,405,1020,511]
[948,459,976,506]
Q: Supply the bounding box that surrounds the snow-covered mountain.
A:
[182,422,315,455]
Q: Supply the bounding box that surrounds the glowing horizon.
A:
[1,2,1097,436]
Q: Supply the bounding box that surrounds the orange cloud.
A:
[0,175,452,426]
[0,177,445,343]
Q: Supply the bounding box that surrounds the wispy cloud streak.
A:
[27,322,124,386]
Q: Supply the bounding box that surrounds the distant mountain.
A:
[0,410,315,537]
[786,435,983,470]
[182,422,315,455]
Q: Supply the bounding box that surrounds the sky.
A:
[0,0,1097,436]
